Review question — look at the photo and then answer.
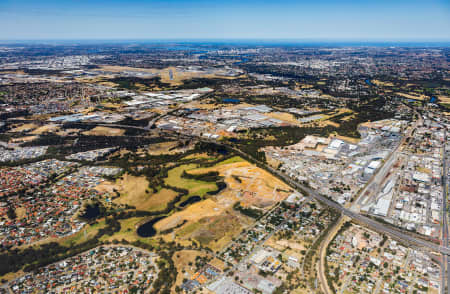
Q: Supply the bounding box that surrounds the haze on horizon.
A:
[1,0,449,41]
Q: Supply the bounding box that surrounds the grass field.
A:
[164,164,218,198]
[30,124,60,135]
[154,156,290,250]
[82,126,125,136]
[9,123,37,133]
[100,217,157,246]
[114,174,179,211]
[59,220,107,247]
[396,92,428,101]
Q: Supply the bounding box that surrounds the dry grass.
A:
[154,198,222,232]
[56,128,81,136]
[144,141,194,156]
[372,80,394,87]
[82,126,125,136]
[156,157,291,250]
[10,135,38,143]
[176,212,247,251]
[438,96,450,103]
[172,250,210,287]
[30,123,60,135]
[329,134,361,144]
[100,217,156,246]
[146,141,179,155]
[113,174,178,211]
[265,235,307,252]
[190,159,291,208]
[395,92,427,101]
[164,164,218,197]
[97,65,243,86]
[0,270,25,283]
[15,206,27,219]
[266,112,301,126]
[9,123,37,133]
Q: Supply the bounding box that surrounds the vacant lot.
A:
[114,174,178,211]
[154,156,290,250]
[172,250,211,288]
[189,157,291,208]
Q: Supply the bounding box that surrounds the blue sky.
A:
[1,0,449,41]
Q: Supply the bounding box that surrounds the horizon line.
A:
[1,38,450,46]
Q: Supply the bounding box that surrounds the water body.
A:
[179,196,201,208]
[233,58,249,65]
[365,79,373,86]
[222,98,240,104]
[430,96,437,103]
[80,204,100,219]
[137,216,165,237]
[218,149,229,155]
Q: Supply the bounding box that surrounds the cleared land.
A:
[154,156,291,251]
[9,123,37,133]
[113,174,179,211]
[30,124,60,135]
[96,65,243,86]
[172,249,211,288]
[395,92,428,101]
[82,126,125,136]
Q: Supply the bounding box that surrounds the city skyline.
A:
[1,0,449,41]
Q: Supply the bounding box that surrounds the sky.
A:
[0,0,449,41]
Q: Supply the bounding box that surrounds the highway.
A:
[212,139,450,256]
[443,129,449,294]
[59,119,450,257]
[13,118,450,256]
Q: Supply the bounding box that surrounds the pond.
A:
[136,216,166,237]
[80,203,100,219]
[179,196,201,207]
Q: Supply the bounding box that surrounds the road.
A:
[443,129,449,294]
[210,139,450,256]
[34,118,450,256]
[318,216,346,294]
[352,113,421,212]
